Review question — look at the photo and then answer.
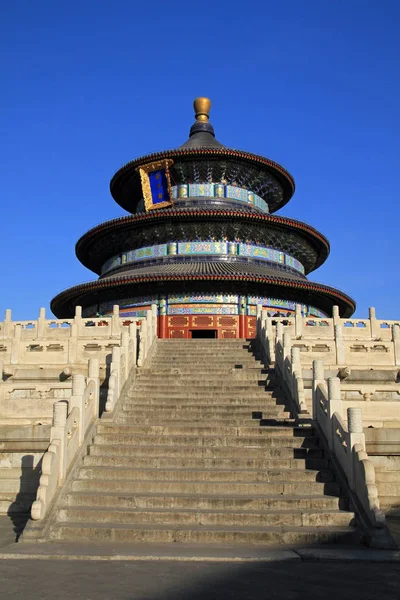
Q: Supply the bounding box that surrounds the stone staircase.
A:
[46,339,358,545]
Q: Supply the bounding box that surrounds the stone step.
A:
[156,346,260,352]
[148,361,265,368]
[0,453,43,468]
[56,506,353,528]
[150,358,264,365]
[117,408,290,419]
[124,395,285,404]
[0,440,48,452]
[77,466,334,484]
[375,471,400,482]
[136,373,272,382]
[132,384,272,392]
[62,491,343,512]
[72,478,340,496]
[130,381,276,390]
[92,433,319,449]
[376,482,400,496]
[121,403,285,413]
[157,340,255,344]
[0,478,39,493]
[151,353,263,359]
[155,340,256,346]
[115,417,292,427]
[96,423,314,438]
[0,492,36,515]
[370,456,400,470]
[82,454,329,471]
[121,404,287,414]
[0,467,41,481]
[141,365,269,373]
[88,444,324,460]
[154,342,258,348]
[49,523,358,545]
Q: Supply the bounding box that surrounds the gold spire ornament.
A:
[194,97,211,122]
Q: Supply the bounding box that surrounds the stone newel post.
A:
[392,324,400,367]
[312,359,325,419]
[51,401,68,483]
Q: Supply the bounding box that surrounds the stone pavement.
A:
[0,540,399,600]
[0,550,400,600]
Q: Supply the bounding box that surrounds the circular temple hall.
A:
[51,98,355,338]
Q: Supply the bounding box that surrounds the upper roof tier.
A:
[110,98,295,215]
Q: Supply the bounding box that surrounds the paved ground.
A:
[0,515,399,599]
[0,554,400,600]
[0,539,399,600]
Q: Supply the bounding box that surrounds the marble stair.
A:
[47,339,359,545]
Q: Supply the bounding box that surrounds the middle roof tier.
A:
[76,209,330,276]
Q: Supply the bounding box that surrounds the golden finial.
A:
[194,97,211,122]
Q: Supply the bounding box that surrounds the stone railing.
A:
[274,325,308,415]
[0,305,145,367]
[30,358,100,520]
[104,306,158,413]
[312,361,395,547]
[29,308,158,521]
[256,305,400,427]
[256,305,400,368]
[256,306,307,414]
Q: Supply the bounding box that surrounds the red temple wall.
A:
[158,315,257,339]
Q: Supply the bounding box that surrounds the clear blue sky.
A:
[1,0,399,320]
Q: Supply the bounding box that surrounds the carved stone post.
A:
[3,309,12,339]
[369,307,378,339]
[111,346,121,398]
[146,309,153,354]
[291,346,301,405]
[70,374,86,444]
[347,406,365,489]
[264,315,274,363]
[332,305,340,326]
[328,377,342,452]
[295,304,303,339]
[37,307,46,339]
[68,322,78,364]
[312,359,325,419]
[151,303,158,339]
[88,358,100,421]
[334,323,346,365]
[121,331,130,379]
[129,322,138,367]
[74,306,83,338]
[328,377,342,417]
[256,304,262,339]
[392,324,400,367]
[111,305,120,337]
[137,320,147,367]
[283,331,291,360]
[11,324,21,365]
[51,401,68,483]
[276,321,283,344]
[348,407,365,451]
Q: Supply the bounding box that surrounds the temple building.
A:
[51,98,355,338]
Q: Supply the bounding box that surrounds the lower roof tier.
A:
[76,209,330,276]
[51,262,355,318]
